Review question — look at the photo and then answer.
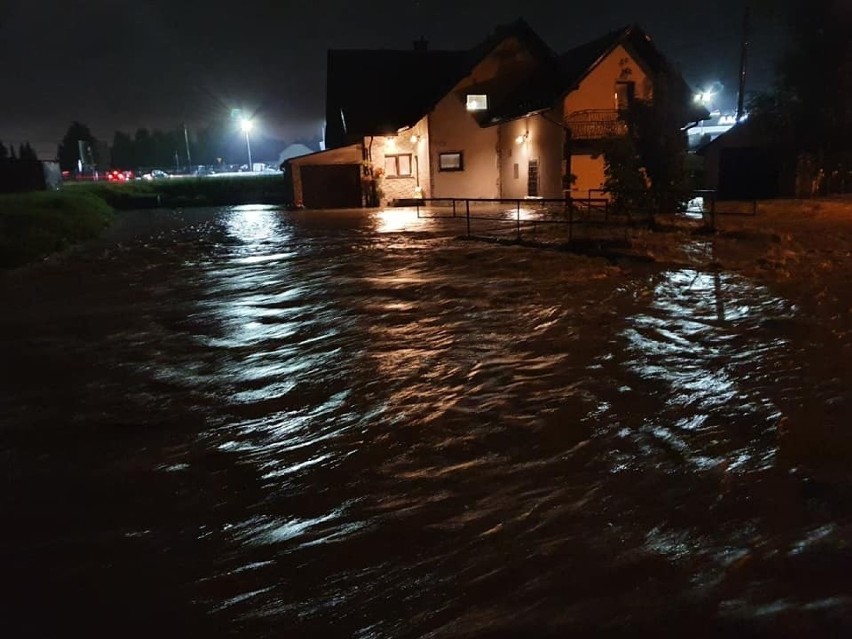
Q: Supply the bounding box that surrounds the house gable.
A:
[429,29,557,199]
[563,42,652,115]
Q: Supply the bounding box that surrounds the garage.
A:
[301,164,362,209]
[287,143,365,209]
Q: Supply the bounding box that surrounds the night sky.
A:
[1,0,795,158]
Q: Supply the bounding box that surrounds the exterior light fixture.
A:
[515,132,528,145]
[386,137,396,149]
[410,134,420,144]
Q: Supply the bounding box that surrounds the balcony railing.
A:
[564,109,628,140]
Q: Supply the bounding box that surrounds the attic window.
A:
[466,94,488,112]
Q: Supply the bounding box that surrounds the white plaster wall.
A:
[429,93,499,199]
[496,115,563,199]
[429,35,541,200]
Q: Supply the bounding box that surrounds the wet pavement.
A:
[1,205,851,637]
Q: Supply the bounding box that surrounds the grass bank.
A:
[65,174,292,209]
[0,190,114,268]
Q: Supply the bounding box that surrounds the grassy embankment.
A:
[1,175,292,267]
[0,190,114,268]
[65,174,292,209]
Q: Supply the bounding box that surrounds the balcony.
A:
[564,110,628,140]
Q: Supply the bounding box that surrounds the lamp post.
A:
[240,118,253,171]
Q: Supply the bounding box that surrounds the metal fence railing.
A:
[414,197,617,242]
[408,190,757,243]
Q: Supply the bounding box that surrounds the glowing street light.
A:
[239,117,254,171]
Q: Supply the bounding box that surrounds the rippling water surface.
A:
[2,206,850,637]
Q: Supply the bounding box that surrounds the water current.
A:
[2,205,850,637]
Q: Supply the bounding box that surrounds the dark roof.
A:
[486,24,707,126]
[326,18,558,139]
[327,49,466,137]
[485,26,636,125]
[559,27,632,88]
[326,20,706,139]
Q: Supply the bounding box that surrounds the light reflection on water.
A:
[1,206,850,638]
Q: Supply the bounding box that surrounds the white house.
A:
[288,20,701,208]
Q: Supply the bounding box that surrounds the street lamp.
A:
[239,117,253,171]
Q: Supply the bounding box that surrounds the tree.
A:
[57,122,97,172]
[751,0,852,193]
[19,142,38,161]
[0,140,7,160]
[111,131,135,169]
[603,72,692,215]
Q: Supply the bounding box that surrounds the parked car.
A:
[141,169,169,181]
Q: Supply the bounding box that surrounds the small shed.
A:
[696,121,795,200]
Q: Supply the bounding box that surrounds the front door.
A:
[527,159,540,197]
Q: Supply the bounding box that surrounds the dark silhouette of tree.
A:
[19,142,38,161]
[57,122,97,171]
[133,128,154,169]
[0,140,7,160]
[111,131,135,169]
[9,145,17,160]
[751,0,851,192]
[604,72,695,214]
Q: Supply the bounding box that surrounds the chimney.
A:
[413,36,428,52]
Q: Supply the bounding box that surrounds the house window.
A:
[438,152,464,171]
[384,154,412,178]
[615,81,635,111]
[466,94,488,111]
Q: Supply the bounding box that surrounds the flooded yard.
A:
[1,204,851,637]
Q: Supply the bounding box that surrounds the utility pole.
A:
[183,123,192,170]
[736,6,750,122]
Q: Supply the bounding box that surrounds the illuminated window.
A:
[438,152,464,171]
[385,154,412,177]
[466,94,488,111]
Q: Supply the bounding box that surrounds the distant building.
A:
[278,144,315,168]
[287,20,703,208]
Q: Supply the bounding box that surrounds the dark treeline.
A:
[0,140,39,161]
[111,125,232,171]
[55,120,263,172]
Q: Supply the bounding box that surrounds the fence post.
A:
[466,200,471,237]
[568,202,574,243]
[516,200,521,240]
[710,192,716,231]
[416,199,420,218]
[452,199,457,217]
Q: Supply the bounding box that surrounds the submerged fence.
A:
[411,190,756,242]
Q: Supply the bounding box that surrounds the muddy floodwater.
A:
[2,205,851,637]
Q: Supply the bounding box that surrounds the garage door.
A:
[301,164,362,209]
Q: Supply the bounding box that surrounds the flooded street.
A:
[2,205,851,637]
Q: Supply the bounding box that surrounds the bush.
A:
[0,190,114,267]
